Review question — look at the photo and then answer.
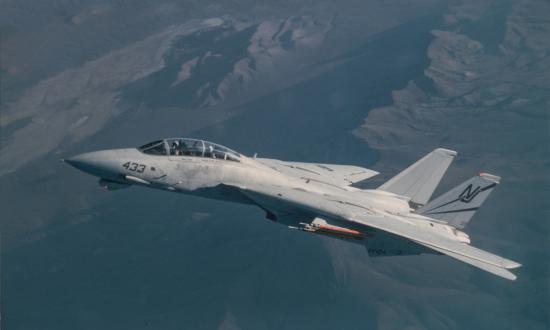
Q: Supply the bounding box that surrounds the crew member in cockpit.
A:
[206,145,215,158]
[171,140,180,156]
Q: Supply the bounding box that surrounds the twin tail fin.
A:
[417,173,500,229]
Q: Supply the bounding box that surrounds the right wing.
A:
[233,183,520,280]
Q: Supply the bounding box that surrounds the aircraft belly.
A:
[299,217,431,256]
[184,185,255,205]
[363,231,433,257]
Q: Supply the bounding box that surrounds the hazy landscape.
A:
[1,0,548,329]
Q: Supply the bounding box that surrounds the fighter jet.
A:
[65,138,521,280]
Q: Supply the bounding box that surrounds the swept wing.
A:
[256,158,378,187]
[233,183,520,280]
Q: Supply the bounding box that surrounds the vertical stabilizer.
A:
[417,173,500,229]
[378,148,457,205]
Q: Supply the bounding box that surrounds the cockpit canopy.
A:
[138,138,241,162]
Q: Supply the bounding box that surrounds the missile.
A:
[290,220,365,240]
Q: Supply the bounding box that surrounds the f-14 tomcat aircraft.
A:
[65,138,521,280]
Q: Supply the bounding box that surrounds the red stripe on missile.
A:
[318,225,362,236]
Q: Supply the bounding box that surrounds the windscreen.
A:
[139,138,240,161]
[138,140,167,155]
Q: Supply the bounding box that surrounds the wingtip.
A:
[504,260,522,269]
[505,271,518,281]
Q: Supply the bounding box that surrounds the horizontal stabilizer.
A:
[418,173,500,229]
[378,148,457,205]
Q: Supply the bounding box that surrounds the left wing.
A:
[349,212,521,280]
[256,158,378,187]
[234,183,521,280]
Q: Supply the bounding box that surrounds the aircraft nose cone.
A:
[64,148,139,180]
[64,155,82,168]
[64,150,121,179]
[64,153,96,172]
